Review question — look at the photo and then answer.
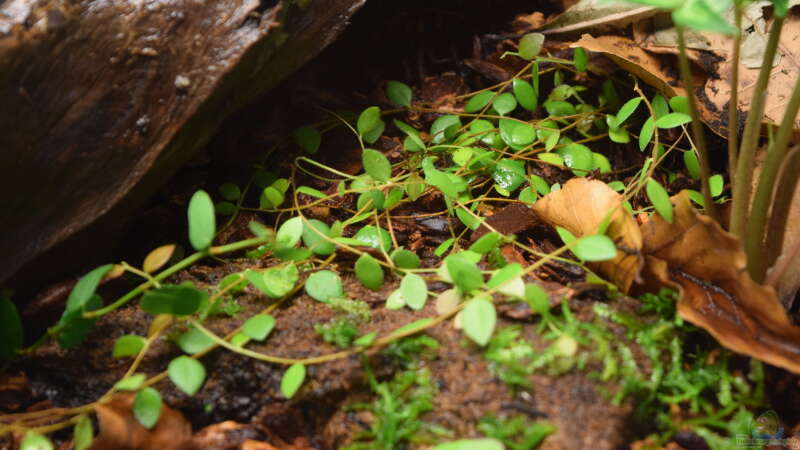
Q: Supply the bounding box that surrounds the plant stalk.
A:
[730,15,784,239]
[765,146,800,271]
[745,75,800,282]
[676,26,718,223]
[728,3,743,184]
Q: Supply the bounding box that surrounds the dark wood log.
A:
[0,0,365,285]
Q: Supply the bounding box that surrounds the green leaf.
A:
[215,201,237,216]
[390,318,433,336]
[465,91,495,113]
[556,143,594,176]
[592,152,612,174]
[530,175,550,196]
[492,93,518,115]
[639,117,656,151]
[354,331,378,347]
[281,363,306,398]
[112,335,146,358]
[355,253,384,290]
[188,190,216,250]
[469,232,502,254]
[608,126,630,144]
[773,0,788,17]
[487,263,524,298]
[433,438,504,450]
[218,183,241,201]
[538,152,564,166]
[683,150,701,179]
[357,106,381,137]
[430,115,462,144]
[297,185,327,199]
[243,314,276,341]
[133,387,162,429]
[394,120,426,150]
[573,235,617,262]
[59,264,113,324]
[115,373,146,391]
[673,0,737,35]
[544,100,576,117]
[260,186,285,209]
[573,47,588,72]
[386,81,412,107]
[386,290,405,309]
[655,112,691,128]
[276,216,304,247]
[400,273,428,310]
[293,126,321,154]
[391,248,421,269]
[140,283,206,316]
[57,295,101,348]
[525,283,550,315]
[445,255,484,293]
[353,225,392,252]
[20,432,54,450]
[168,356,206,395]
[513,79,538,111]
[246,266,298,298]
[456,208,482,230]
[0,295,23,362]
[462,298,496,346]
[669,96,690,115]
[305,270,343,302]
[492,158,527,192]
[519,33,545,60]
[499,119,535,149]
[709,174,724,197]
[73,414,93,450]
[614,97,642,128]
[362,149,392,182]
[434,238,455,257]
[302,219,336,255]
[176,327,213,354]
[646,178,674,223]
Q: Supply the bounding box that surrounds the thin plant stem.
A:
[745,75,800,281]
[765,146,800,270]
[730,15,785,239]
[675,26,718,223]
[728,3,743,184]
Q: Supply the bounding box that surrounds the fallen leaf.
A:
[572,34,685,99]
[470,203,538,241]
[532,178,643,293]
[90,393,191,450]
[639,191,800,374]
[538,0,659,35]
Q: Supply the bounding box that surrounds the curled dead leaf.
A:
[90,393,191,450]
[639,191,800,374]
[531,178,643,293]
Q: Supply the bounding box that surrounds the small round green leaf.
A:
[709,174,724,197]
[573,47,588,72]
[20,432,54,450]
[386,81,412,107]
[556,143,594,176]
[362,148,392,182]
[469,232,502,254]
[140,283,207,316]
[513,79,538,111]
[646,178,674,223]
[639,117,655,151]
[525,283,550,315]
[465,91,495,113]
[573,235,617,262]
[302,219,336,255]
[355,253,384,290]
[683,150,701,179]
[112,335,146,358]
[218,183,241,201]
[293,126,321,153]
[176,328,213,354]
[243,314,276,341]
[655,112,691,129]
[168,356,206,395]
[391,248,421,269]
[400,273,428,310]
[188,190,216,250]
[276,216,304,247]
[133,387,162,429]
[73,414,93,450]
[433,438,504,450]
[519,33,545,60]
[281,363,306,398]
[305,270,343,302]
[430,115,461,144]
[613,97,642,128]
[115,374,146,391]
[499,119,535,149]
[492,93,518,116]
[357,106,381,137]
[445,255,484,293]
[353,225,392,252]
[462,298,496,346]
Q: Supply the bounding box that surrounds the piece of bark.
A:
[0,0,366,285]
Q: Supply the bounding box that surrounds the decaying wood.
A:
[0,0,365,285]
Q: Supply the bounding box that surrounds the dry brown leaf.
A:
[572,34,685,98]
[531,178,643,293]
[538,0,659,35]
[89,393,191,450]
[639,191,800,374]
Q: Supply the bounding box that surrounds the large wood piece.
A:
[0,0,365,285]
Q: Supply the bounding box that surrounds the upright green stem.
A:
[765,147,800,272]
[745,75,800,282]
[730,15,784,239]
[728,4,743,184]
[676,26,718,224]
